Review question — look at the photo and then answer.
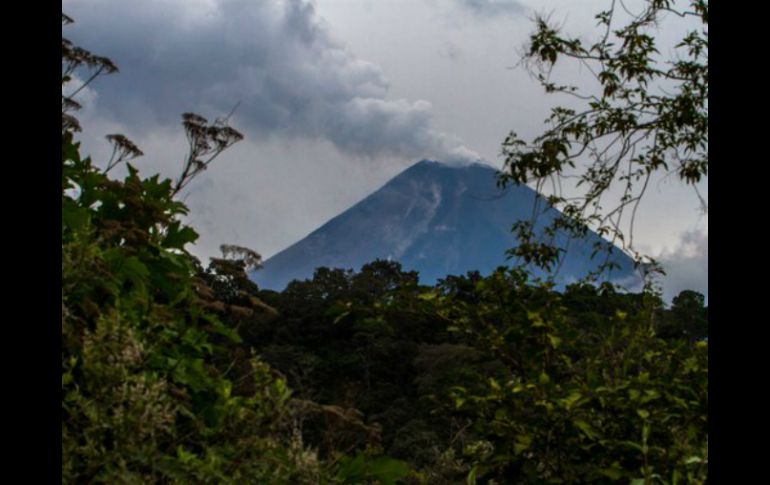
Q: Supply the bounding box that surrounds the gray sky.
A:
[64,0,707,301]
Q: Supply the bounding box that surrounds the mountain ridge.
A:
[250,159,639,290]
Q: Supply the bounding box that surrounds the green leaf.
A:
[220,380,232,399]
[208,317,242,343]
[671,468,681,485]
[597,465,623,480]
[514,434,533,455]
[116,256,150,285]
[561,391,583,411]
[62,205,90,232]
[176,446,197,464]
[684,455,703,465]
[489,377,501,392]
[547,333,562,348]
[573,419,600,440]
[366,456,410,485]
[467,466,477,485]
[528,311,546,327]
[333,311,351,325]
[336,454,409,485]
[337,454,365,481]
[618,440,644,452]
[164,223,198,249]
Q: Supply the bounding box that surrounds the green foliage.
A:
[661,290,707,340]
[62,10,707,484]
[243,263,706,483]
[62,130,335,482]
[61,131,338,482]
[63,128,707,483]
[478,11,711,478]
[499,0,708,271]
[335,452,410,485]
[434,269,708,483]
[62,21,332,483]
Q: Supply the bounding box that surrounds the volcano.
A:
[250,160,639,290]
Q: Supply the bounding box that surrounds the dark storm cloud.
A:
[63,0,479,163]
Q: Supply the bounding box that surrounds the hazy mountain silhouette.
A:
[251,160,639,290]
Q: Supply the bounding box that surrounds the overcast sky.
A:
[63,0,707,301]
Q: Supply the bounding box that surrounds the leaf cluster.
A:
[500,0,708,273]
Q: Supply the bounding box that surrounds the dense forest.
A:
[62,1,707,483]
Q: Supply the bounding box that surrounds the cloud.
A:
[454,0,527,17]
[63,0,479,164]
[441,42,463,62]
[657,228,708,303]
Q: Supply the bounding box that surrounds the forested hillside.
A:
[221,260,708,483]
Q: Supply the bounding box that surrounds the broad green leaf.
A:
[467,466,478,485]
[164,223,198,249]
[684,455,703,465]
[547,333,562,348]
[514,434,533,455]
[573,419,600,440]
[366,456,410,485]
